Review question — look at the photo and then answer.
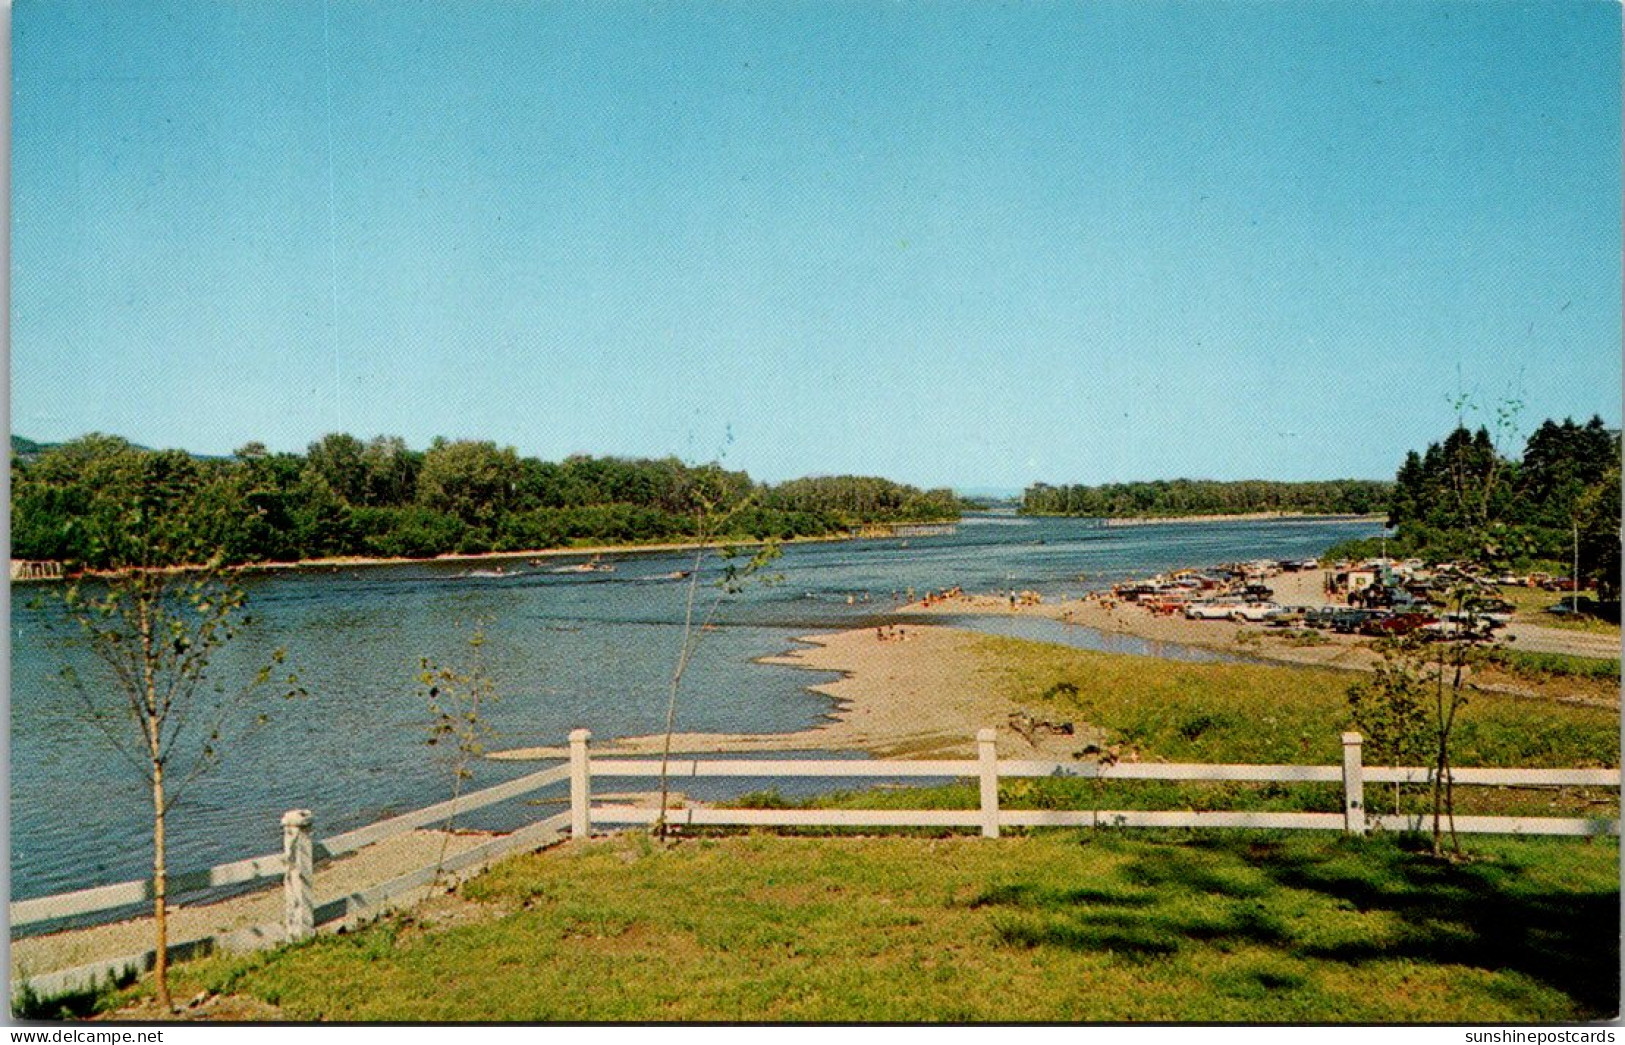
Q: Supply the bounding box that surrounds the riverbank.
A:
[489,625,1101,763]
[903,568,1382,673]
[1013,511,1385,527]
[233,532,853,576]
[14,529,876,584]
[900,568,1619,706]
[1100,512,1385,528]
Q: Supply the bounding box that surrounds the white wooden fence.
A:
[11,730,1619,1001]
[10,763,572,1001]
[570,729,1620,840]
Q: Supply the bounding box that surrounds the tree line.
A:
[1337,415,1620,598]
[1019,478,1393,518]
[10,433,962,570]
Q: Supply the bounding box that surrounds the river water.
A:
[9,513,1380,900]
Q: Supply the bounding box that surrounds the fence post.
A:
[1341,732,1366,835]
[977,728,1000,839]
[281,809,315,942]
[569,729,592,840]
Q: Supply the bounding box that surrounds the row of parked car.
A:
[1183,599,1508,640]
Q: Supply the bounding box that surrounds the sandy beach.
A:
[901,567,1388,673]
[486,564,1617,767]
[491,624,1102,764]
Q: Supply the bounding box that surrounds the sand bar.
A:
[491,625,1102,764]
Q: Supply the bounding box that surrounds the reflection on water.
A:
[10,514,1379,897]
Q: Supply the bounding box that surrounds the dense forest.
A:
[10,433,962,570]
[1020,478,1392,518]
[1326,415,1620,597]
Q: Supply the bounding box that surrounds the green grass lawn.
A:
[123,831,1618,1023]
[974,635,1619,770]
[1496,585,1622,637]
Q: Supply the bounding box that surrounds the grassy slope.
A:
[971,635,1619,769]
[152,831,1617,1022]
[1496,585,1622,637]
[747,636,1616,820]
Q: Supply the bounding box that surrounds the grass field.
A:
[1496,585,1622,636]
[105,831,1618,1022]
[972,635,1619,770]
[1481,646,1622,682]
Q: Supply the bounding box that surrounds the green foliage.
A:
[417,622,499,887]
[1379,414,1620,589]
[1021,478,1391,518]
[1346,650,1431,766]
[57,568,304,797]
[44,511,304,1011]
[763,475,961,525]
[419,623,499,785]
[11,434,961,569]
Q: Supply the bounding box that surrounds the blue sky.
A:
[10,0,1621,490]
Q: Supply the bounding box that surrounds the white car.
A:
[1228,602,1283,623]
[1185,600,1246,620]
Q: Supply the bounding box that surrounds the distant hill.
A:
[10,435,60,461]
[10,434,230,462]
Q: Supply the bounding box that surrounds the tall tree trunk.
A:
[152,759,170,1011]
[139,592,172,1011]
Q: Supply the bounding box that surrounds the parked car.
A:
[1543,577,1579,592]
[1419,618,1496,643]
[1304,606,1341,629]
[1442,611,1507,632]
[1229,601,1284,623]
[1546,596,1598,617]
[1360,612,1438,637]
[1262,605,1310,626]
[1459,597,1515,626]
[1330,608,1385,634]
[1185,600,1246,620]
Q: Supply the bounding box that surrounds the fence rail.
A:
[12,727,1620,1001]
[567,728,1620,842]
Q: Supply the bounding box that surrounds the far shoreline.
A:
[18,512,1384,583]
[14,528,903,583]
[231,531,857,577]
[1025,511,1387,528]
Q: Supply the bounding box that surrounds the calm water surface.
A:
[10,514,1380,897]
